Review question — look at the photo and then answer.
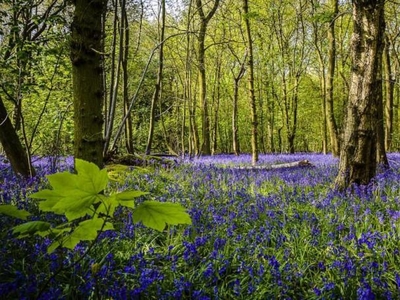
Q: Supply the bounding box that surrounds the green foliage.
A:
[133,201,192,232]
[0,159,191,254]
[0,204,31,220]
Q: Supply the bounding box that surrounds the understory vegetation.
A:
[1,153,400,299]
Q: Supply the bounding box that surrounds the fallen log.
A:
[233,159,313,170]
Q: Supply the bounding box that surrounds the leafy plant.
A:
[0,159,192,254]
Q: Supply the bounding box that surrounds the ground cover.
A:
[1,153,400,299]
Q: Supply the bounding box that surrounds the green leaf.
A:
[0,205,31,220]
[47,240,61,254]
[97,195,119,216]
[46,172,77,190]
[62,218,114,250]
[32,189,63,212]
[12,221,51,237]
[30,159,110,221]
[114,190,149,209]
[133,201,192,232]
[75,159,108,194]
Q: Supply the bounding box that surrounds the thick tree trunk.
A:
[71,0,106,168]
[0,97,35,177]
[335,0,386,188]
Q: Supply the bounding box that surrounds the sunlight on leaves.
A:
[133,201,192,232]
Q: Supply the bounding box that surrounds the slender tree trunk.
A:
[121,1,133,154]
[243,0,258,165]
[195,0,220,155]
[71,0,106,168]
[104,0,119,142]
[231,51,247,156]
[0,97,35,177]
[335,0,386,188]
[146,0,166,155]
[326,0,340,156]
[383,34,394,151]
[211,59,221,154]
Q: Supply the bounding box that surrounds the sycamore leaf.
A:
[64,205,94,221]
[114,190,149,209]
[32,189,64,213]
[133,201,192,232]
[75,159,108,194]
[47,240,61,254]
[12,221,51,237]
[62,218,114,250]
[97,195,119,216]
[46,172,77,190]
[0,205,31,220]
[30,160,109,221]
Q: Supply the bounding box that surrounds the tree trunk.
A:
[326,0,340,156]
[383,34,394,151]
[122,2,134,154]
[243,0,258,165]
[146,0,166,155]
[335,0,386,188]
[71,0,106,168]
[195,0,220,155]
[0,97,35,177]
[230,50,247,156]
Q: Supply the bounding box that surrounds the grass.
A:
[1,153,400,299]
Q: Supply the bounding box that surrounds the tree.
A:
[71,0,106,168]
[0,96,35,177]
[195,0,220,155]
[0,0,66,176]
[326,0,340,156]
[242,0,258,164]
[335,0,386,188]
[146,0,166,155]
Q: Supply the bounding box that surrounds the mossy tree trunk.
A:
[195,0,220,156]
[71,0,106,168]
[0,97,35,177]
[335,0,386,188]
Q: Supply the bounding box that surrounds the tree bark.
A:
[0,97,35,177]
[71,0,106,168]
[326,0,340,156]
[242,0,258,165]
[195,0,220,155]
[335,0,386,188]
[146,0,166,155]
[383,34,394,151]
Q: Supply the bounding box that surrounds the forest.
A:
[0,0,399,173]
[1,0,400,299]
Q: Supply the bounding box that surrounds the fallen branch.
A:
[233,160,313,170]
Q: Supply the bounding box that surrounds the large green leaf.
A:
[12,221,51,237]
[75,159,108,194]
[133,201,192,232]
[0,205,31,220]
[46,171,77,190]
[29,159,109,221]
